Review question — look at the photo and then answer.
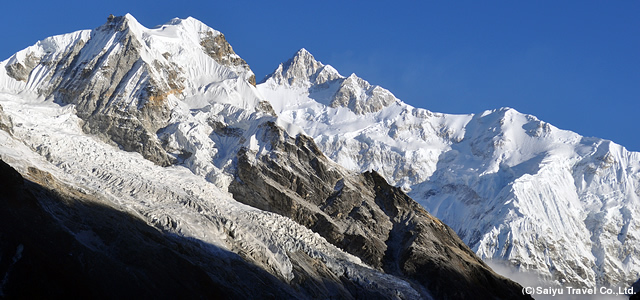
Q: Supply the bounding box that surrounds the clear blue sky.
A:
[2,1,638,151]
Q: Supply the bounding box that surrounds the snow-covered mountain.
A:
[0,14,529,299]
[257,49,640,290]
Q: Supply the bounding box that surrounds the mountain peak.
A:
[261,48,341,86]
[260,49,399,114]
[1,14,261,166]
[295,47,311,56]
[101,13,144,33]
[122,13,138,23]
[275,48,324,85]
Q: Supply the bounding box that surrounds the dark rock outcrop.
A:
[7,15,262,167]
[4,53,40,82]
[1,15,536,299]
[4,15,200,166]
[230,121,531,299]
[49,15,176,166]
[0,104,13,134]
[200,31,255,86]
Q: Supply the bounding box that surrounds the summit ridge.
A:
[262,49,398,114]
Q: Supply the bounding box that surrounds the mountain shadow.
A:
[0,159,306,299]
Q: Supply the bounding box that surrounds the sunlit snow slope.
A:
[258,49,640,289]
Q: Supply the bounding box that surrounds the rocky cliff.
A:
[230,121,529,299]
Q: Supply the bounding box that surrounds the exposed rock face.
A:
[4,53,40,82]
[259,48,640,289]
[0,104,12,134]
[329,73,397,114]
[3,15,179,165]
[49,15,176,165]
[200,32,256,86]
[230,121,530,299]
[1,15,265,167]
[0,156,420,299]
[257,100,277,116]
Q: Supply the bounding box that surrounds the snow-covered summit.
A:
[0,14,269,166]
[261,49,398,114]
[261,48,338,87]
[1,13,258,106]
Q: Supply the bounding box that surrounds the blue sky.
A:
[2,1,639,151]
